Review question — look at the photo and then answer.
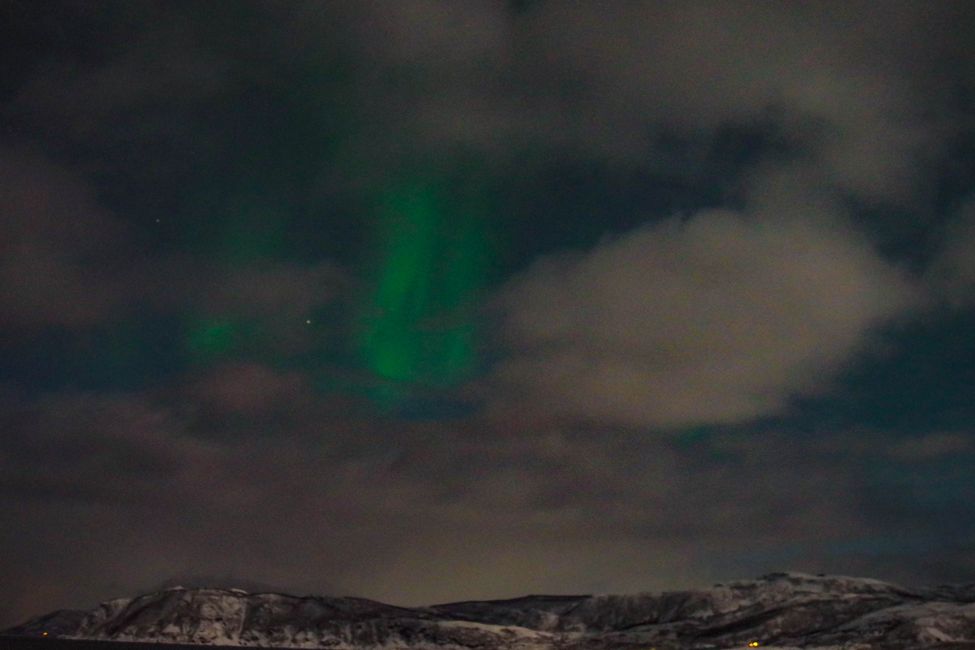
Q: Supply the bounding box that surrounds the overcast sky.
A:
[3,0,975,628]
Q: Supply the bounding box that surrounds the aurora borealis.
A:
[3,0,975,631]
[358,178,489,390]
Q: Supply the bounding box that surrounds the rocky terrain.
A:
[6,572,975,649]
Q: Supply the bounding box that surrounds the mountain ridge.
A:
[6,572,975,649]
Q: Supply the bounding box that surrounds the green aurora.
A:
[176,172,493,407]
[357,178,490,393]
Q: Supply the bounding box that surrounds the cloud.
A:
[491,207,918,428]
[887,432,974,461]
[0,148,350,341]
[188,363,310,417]
[0,387,359,624]
[8,1,970,205]
[188,261,346,320]
[0,149,135,330]
[0,392,212,505]
[0,387,866,623]
[5,6,229,146]
[174,259,348,356]
[927,197,975,306]
[0,381,967,627]
[287,0,972,202]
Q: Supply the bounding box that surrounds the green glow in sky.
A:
[358,179,489,389]
[185,317,241,362]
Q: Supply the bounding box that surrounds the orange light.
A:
[42,632,49,637]
[748,642,760,648]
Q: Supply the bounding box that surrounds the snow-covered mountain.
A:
[6,572,975,649]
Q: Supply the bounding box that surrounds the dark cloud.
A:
[0,145,347,353]
[4,2,230,144]
[886,431,974,461]
[3,363,974,625]
[188,362,311,417]
[927,196,975,305]
[276,0,973,201]
[0,148,135,329]
[172,258,350,358]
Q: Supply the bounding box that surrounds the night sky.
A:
[3,0,975,628]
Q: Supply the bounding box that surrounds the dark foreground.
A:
[0,636,975,650]
[0,640,285,650]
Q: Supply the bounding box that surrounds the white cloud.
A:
[491,208,918,428]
